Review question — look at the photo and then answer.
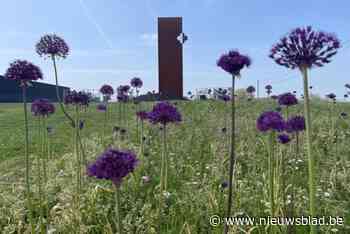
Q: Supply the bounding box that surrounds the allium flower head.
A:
[285,116,306,133]
[87,148,138,186]
[118,85,131,94]
[256,111,285,132]
[130,77,143,88]
[117,93,128,102]
[246,86,256,94]
[148,101,182,125]
[136,111,148,121]
[4,60,43,85]
[265,85,272,90]
[221,181,228,189]
[100,84,114,96]
[326,93,336,100]
[278,134,291,144]
[79,120,85,130]
[278,92,298,106]
[64,91,90,106]
[31,99,55,117]
[217,50,251,75]
[97,103,107,112]
[36,34,69,58]
[219,94,230,102]
[269,26,340,69]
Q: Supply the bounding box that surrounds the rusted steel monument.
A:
[158,17,187,99]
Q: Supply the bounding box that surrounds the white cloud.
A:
[140,33,158,41]
[63,68,150,75]
[70,49,135,57]
[0,49,33,55]
[78,0,114,50]
[140,33,158,47]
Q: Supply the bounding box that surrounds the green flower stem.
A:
[301,66,316,234]
[22,86,35,233]
[103,107,108,147]
[160,125,167,193]
[52,55,75,127]
[38,117,45,233]
[163,125,168,192]
[140,120,144,158]
[268,131,276,234]
[224,74,236,234]
[42,118,48,183]
[75,105,81,194]
[118,102,121,126]
[115,185,123,234]
[52,55,87,167]
[280,145,286,216]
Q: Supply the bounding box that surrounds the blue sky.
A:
[1,0,349,98]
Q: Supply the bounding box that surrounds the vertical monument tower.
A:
[158,17,187,99]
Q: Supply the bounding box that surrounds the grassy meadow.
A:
[0,98,349,233]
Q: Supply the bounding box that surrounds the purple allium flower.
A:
[64,91,90,106]
[326,93,336,100]
[217,50,251,75]
[4,60,43,85]
[221,181,228,189]
[278,134,291,144]
[118,85,131,94]
[265,85,272,90]
[36,34,69,58]
[256,111,285,132]
[285,116,306,133]
[136,111,148,121]
[219,94,231,102]
[130,77,143,88]
[345,84,350,89]
[246,86,256,94]
[269,26,340,69]
[117,93,128,102]
[31,99,55,117]
[100,84,114,96]
[79,120,85,130]
[148,101,182,125]
[87,148,138,186]
[97,103,107,112]
[340,112,347,118]
[271,95,278,100]
[278,92,298,106]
